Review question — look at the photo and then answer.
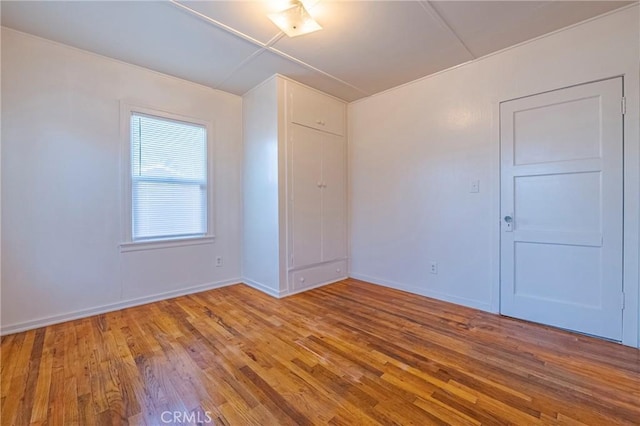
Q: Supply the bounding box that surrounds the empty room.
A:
[1,0,639,424]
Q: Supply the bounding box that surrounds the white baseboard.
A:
[2,273,492,335]
[279,276,347,298]
[0,278,241,336]
[241,277,283,298]
[241,276,347,298]
[349,272,492,312]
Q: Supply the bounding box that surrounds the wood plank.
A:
[1,279,639,425]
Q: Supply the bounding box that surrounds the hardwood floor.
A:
[1,279,639,425]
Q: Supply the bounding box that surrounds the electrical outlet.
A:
[216,256,223,267]
[430,261,438,274]
[470,179,480,193]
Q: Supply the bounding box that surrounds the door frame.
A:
[490,76,639,348]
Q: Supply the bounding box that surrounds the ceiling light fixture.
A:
[268,0,322,38]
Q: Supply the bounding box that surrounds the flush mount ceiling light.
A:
[268,0,322,38]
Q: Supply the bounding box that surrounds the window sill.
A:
[120,235,215,253]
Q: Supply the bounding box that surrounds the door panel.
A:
[321,133,347,261]
[289,82,345,136]
[500,78,623,341]
[290,125,323,268]
[513,95,602,165]
[514,242,602,307]
[514,172,601,234]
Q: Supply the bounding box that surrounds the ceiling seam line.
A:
[169,0,268,47]
[169,0,370,97]
[418,0,477,60]
[265,46,370,96]
[265,33,286,47]
[215,34,287,90]
[214,48,270,90]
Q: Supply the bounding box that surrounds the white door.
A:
[290,124,323,268]
[500,78,624,341]
[321,133,347,262]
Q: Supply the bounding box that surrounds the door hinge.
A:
[621,292,625,310]
[290,253,294,265]
[621,97,626,115]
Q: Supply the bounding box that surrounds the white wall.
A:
[242,77,282,295]
[0,27,3,326]
[1,28,243,333]
[348,6,640,347]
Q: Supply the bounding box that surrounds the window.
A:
[122,106,213,248]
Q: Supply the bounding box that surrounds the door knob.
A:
[504,215,513,232]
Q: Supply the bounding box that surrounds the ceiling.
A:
[1,1,633,102]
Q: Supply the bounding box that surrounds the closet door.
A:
[290,124,323,268]
[289,82,345,136]
[321,133,347,261]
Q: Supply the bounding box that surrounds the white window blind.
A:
[131,113,208,241]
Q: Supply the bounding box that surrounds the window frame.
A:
[119,103,215,252]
